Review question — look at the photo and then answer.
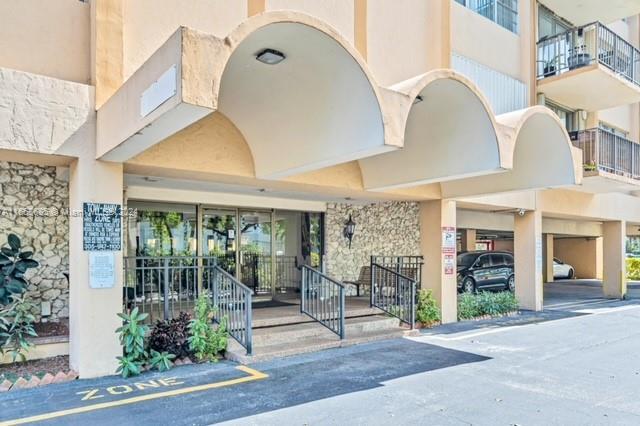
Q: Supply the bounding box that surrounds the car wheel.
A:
[567,269,574,279]
[462,277,475,294]
[507,275,515,292]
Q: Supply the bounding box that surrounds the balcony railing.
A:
[537,22,640,86]
[570,128,640,180]
[456,0,518,33]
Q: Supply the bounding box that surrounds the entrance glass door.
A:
[202,208,237,276]
[239,210,273,296]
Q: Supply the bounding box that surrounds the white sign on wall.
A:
[140,64,177,117]
[89,252,116,289]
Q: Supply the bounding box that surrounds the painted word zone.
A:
[76,377,184,401]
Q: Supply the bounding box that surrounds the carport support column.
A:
[69,131,124,378]
[602,221,627,298]
[514,210,543,311]
[460,229,476,252]
[419,200,457,323]
[543,234,554,283]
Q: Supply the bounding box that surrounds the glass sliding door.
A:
[239,210,273,296]
[202,208,237,276]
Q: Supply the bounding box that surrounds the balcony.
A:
[537,22,640,111]
[538,0,640,27]
[570,127,640,192]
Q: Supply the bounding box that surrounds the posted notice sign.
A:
[83,203,122,251]
[89,252,116,289]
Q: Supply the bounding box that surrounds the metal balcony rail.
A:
[570,127,640,180]
[371,263,416,328]
[370,255,424,291]
[456,0,518,33]
[123,256,217,323]
[537,21,640,86]
[211,265,253,355]
[300,265,345,339]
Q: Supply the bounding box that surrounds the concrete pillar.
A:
[420,200,457,323]
[543,233,554,283]
[460,229,476,252]
[514,210,543,311]
[602,221,627,298]
[69,119,124,378]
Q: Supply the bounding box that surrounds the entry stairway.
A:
[225,309,418,364]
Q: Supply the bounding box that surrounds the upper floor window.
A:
[538,5,572,40]
[456,0,519,34]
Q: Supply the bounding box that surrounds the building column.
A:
[514,210,543,311]
[602,221,627,298]
[460,229,476,252]
[543,233,554,283]
[420,200,457,323]
[69,121,124,378]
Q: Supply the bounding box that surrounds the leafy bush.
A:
[416,289,440,326]
[188,295,228,362]
[0,295,37,362]
[148,350,175,372]
[627,258,640,280]
[148,312,192,359]
[458,291,519,320]
[0,234,39,306]
[116,307,149,378]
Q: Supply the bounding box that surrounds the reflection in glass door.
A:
[202,208,237,276]
[239,210,273,296]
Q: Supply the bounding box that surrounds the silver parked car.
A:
[553,258,575,279]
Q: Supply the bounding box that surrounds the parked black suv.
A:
[457,251,515,293]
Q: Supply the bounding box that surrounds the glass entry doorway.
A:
[200,206,323,301]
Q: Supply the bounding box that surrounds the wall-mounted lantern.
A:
[343,214,356,249]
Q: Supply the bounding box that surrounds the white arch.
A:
[441,106,582,198]
[359,70,507,191]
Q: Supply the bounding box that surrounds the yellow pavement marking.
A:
[0,366,268,426]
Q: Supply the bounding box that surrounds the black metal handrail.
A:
[123,255,217,323]
[300,265,345,339]
[211,265,253,354]
[570,127,640,180]
[537,21,640,86]
[371,263,416,328]
[370,255,424,291]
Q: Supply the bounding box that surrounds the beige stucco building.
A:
[2,0,640,378]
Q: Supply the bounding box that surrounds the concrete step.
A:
[225,315,417,364]
[252,306,382,328]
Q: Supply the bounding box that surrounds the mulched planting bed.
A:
[0,355,69,382]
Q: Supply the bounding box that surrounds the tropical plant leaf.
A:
[7,234,20,251]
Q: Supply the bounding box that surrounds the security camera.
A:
[517,209,526,217]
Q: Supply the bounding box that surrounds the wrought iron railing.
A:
[300,265,345,339]
[275,255,300,293]
[570,127,640,180]
[456,0,518,34]
[371,263,416,328]
[211,265,253,354]
[123,256,216,323]
[370,255,424,291]
[537,22,640,86]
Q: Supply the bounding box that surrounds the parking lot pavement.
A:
[0,339,488,426]
[545,279,640,311]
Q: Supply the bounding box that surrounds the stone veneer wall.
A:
[324,202,421,285]
[0,161,69,322]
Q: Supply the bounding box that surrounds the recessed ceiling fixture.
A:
[258,188,267,193]
[256,48,286,65]
[413,95,424,105]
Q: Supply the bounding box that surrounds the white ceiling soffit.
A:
[219,18,389,180]
[359,71,505,191]
[441,106,583,198]
[538,0,640,26]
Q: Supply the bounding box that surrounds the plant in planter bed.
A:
[415,289,440,327]
[188,295,228,362]
[0,234,40,362]
[458,291,519,321]
[116,307,149,378]
[148,312,192,359]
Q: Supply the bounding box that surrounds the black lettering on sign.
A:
[83,203,122,251]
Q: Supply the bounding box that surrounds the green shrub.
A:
[0,295,37,362]
[148,350,175,372]
[188,295,228,362]
[0,234,39,306]
[458,291,519,320]
[416,289,440,326]
[116,307,149,378]
[626,258,640,280]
